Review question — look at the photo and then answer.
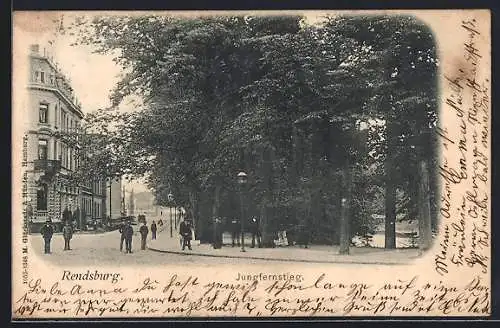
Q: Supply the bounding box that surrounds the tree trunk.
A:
[260,204,274,247]
[418,159,432,250]
[339,165,352,255]
[212,182,221,218]
[262,147,272,246]
[385,120,397,249]
[188,190,199,239]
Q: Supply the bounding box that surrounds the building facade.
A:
[23,43,106,232]
[105,178,122,220]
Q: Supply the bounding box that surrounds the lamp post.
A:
[237,171,248,252]
[168,193,173,237]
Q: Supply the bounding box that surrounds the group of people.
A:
[40,219,74,254]
[212,216,262,249]
[120,219,158,253]
[39,218,161,254]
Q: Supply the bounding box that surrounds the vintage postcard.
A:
[12,10,491,318]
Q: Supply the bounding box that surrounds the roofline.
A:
[28,84,84,119]
[29,54,84,119]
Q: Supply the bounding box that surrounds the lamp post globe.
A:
[237,171,248,185]
[236,171,247,252]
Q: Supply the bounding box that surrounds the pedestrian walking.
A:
[249,216,262,248]
[230,218,240,247]
[40,220,54,254]
[62,221,73,251]
[118,219,126,252]
[139,222,149,250]
[151,220,157,240]
[124,221,134,253]
[179,218,193,250]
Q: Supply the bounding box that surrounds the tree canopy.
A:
[61,13,439,247]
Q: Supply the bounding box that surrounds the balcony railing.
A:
[34,159,61,175]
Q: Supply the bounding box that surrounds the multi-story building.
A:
[80,180,107,226]
[23,43,106,232]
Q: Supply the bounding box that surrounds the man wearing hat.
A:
[179,217,193,250]
[62,220,74,251]
[40,220,54,254]
[124,220,134,253]
[118,218,127,252]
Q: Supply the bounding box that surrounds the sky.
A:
[15,13,148,193]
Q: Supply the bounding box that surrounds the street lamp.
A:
[168,193,173,237]
[237,171,248,252]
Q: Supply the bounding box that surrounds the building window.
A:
[61,111,67,131]
[39,103,48,123]
[38,139,48,160]
[50,74,55,85]
[37,184,48,211]
[67,147,71,170]
[54,105,58,128]
[61,143,66,167]
[40,71,45,83]
[33,71,40,82]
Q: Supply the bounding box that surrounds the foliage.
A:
[61,13,439,245]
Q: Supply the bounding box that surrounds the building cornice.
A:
[27,83,84,119]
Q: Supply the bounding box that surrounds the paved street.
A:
[29,220,421,267]
[29,226,251,267]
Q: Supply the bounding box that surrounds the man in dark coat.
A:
[139,222,149,250]
[249,216,262,248]
[62,221,73,251]
[179,218,192,250]
[40,220,54,254]
[118,219,127,252]
[212,217,223,249]
[124,221,134,253]
[230,218,240,247]
[150,220,157,240]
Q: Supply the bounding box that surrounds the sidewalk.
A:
[148,227,422,265]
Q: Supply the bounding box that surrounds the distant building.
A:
[128,189,135,216]
[104,178,122,220]
[134,191,155,217]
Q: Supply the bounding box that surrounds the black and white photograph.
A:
[12,10,491,318]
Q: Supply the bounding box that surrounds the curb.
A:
[147,245,416,265]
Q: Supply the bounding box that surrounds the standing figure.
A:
[212,217,223,249]
[118,219,126,252]
[62,221,73,251]
[40,220,54,254]
[249,216,262,248]
[125,221,134,253]
[151,220,157,240]
[179,218,193,250]
[139,222,149,250]
[230,218,240,247]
